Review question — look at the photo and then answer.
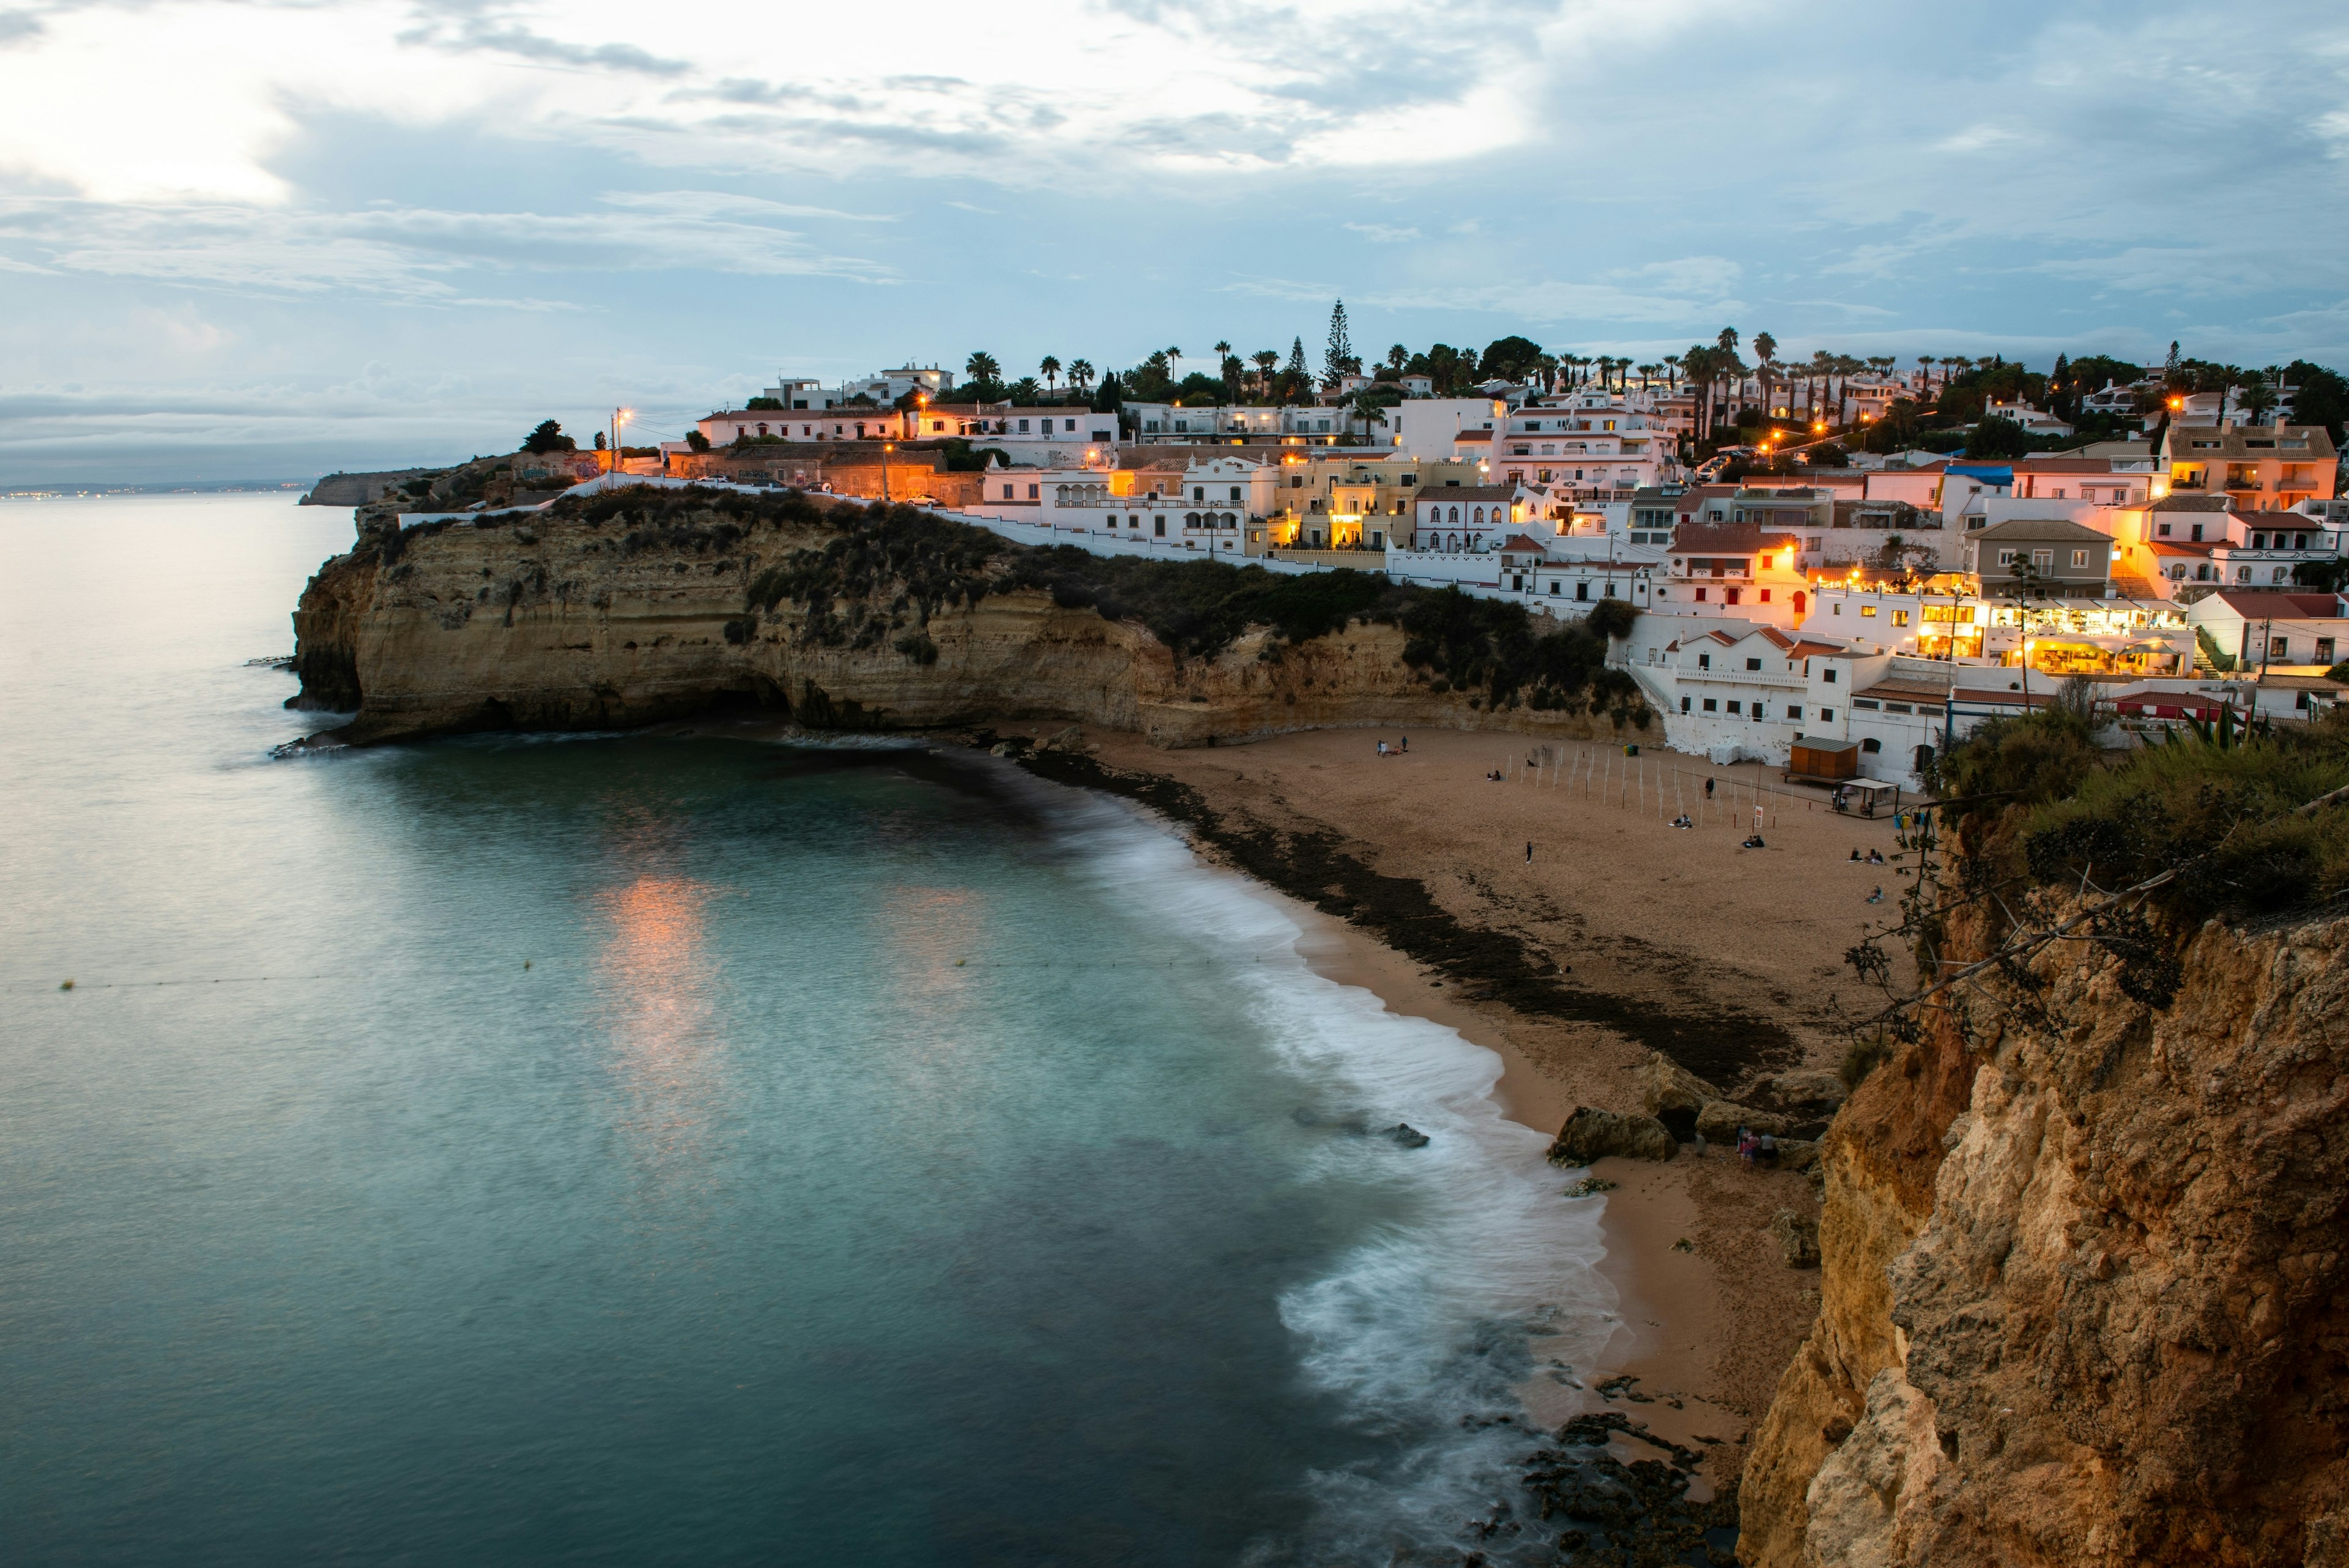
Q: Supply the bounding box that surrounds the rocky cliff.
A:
[1741,890,2349,1566]
[288,486,1649,748]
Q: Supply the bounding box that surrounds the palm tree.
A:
[965,351,1001,387]
[1252,349,1279,397]
[1040,355,1061,395]
[1166,346,1183,380]
[1663,353,1682,390]
[1387,344,1408,373]
[1067,359,1094,395]
[2240,370,2278,423]
[1753,333,1778,421]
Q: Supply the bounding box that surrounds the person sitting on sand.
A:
[1849,847,1861,861]
[1866,886,1883,903]
[1672,814,1693,830]
[1742,833,1766,849]
[1868,847,1885,865]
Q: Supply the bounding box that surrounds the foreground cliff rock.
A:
[289,485,1652,748]
[1741,893,2349,1567]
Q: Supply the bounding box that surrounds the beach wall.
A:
[1739,893,2349,1567]
[288,492,1653,749]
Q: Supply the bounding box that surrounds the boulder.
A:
[1039,725,1089,754]
[1770,1209,1821,1268]
[1759,1068,1848,1112]
[1385,1123,1430,1149]
[1548,1106,1678,1165]
[1775,1138,1822,1173]
[1635,1052,1720,1120]
[1696,1099,1791,1143]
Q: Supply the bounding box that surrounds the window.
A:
[1787,704,1803,721]
[2320,639,2337,663]
[2271,637,2291,660]
[1885,702,1913,715]
[1017,419,1031,433]
[1064,418,1077,431]
[1680,696,1691,713]
[2071,549,2090,568]
[1819,707,1834,722]
[1862,605,1878,618]
[1997,550,2017,567]
[2158,522,2172,537]
[1892,611,1909,627]
[1154,516,1166,537]
[1003,483,1015,499]
[1696,587,1707,601]
[1230,486,1242,502]
[1746,657,1762,671]
[1854,698,1879,710]
[1027,484,1039,500]
[1833,603,1842,615]
[2254,533,2268,549]
[1726,589,1741,605]
[1576,582,1590,601]
[1698,653,1710,669]
[1761,589,1772,603]
[1702,698,1718,712]
[1727,700,1743,715]
[1861,737,1882,753]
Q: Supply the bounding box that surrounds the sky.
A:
[2,0,2348,483]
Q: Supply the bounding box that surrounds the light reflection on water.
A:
[0,495,1613,1568]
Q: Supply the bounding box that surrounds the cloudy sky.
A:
[3,0,2347,482]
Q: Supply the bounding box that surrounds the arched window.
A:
[2274,567,2290,583]
[2236,565,2252,582]
[1448,506,1459,524]
[1793,590,1806,616]
[1472,507,1485,525]
[1185,512,1201,527]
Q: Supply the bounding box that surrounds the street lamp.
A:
[882,442,894,503]
[610,407,633,475]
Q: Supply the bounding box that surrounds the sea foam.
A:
[1036,775,1619,1564]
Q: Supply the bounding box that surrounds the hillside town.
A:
[421,305,2349,793]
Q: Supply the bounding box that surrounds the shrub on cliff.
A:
[2022,707,2349,921]
[1398,588,1626,713]
[1001,551,1406,658]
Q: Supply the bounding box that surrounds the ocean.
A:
[0,493,1616,1566]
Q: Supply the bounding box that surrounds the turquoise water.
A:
[0,495,1612,1566]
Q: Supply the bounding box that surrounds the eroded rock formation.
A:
[288,489,1645,749]
[1742,898,2349,1566]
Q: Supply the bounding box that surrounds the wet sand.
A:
[1021,721,1906,1487]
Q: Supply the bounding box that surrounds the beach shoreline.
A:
[1010,719,1873,1489]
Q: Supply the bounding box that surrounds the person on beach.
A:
[1525,841,1534,864]
[1866,886,1883,903]
[1737,1127,1754,1165]
[1398,735,1408,753]
[1377,740,1388,758]
[1693,1131,1707,1159]
[1868,847,1885,865]
[1849,847,1862,861]
[1742,833,1766,849]
[1705,777,1715,801]
[1758,1132,1778,1168]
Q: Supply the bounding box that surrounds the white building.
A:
[2186,590,2349,672]
[1370,398,1508,461]
[1405,484,1531,552]
[1482,394,1675,497]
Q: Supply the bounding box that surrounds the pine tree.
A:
[1286,336,1308,384]
[1324,300,1353,390]
[2164,340,2183,388]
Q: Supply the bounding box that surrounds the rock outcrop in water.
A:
[288,486,1652,748]
[1740,890,2349,1567]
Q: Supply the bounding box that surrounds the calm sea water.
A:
[0,494,1613,1566]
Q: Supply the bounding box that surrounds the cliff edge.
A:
[288,485,1652,748]
[1743,879,2349,1564]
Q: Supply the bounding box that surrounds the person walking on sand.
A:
[1705,777,1715,801]
[1525,841,1534,864]
[1398,735,1408,753]
[1377,740,1388,758]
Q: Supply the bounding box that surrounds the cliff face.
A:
[290,496,1639,748]
[1742,900,2349,1567]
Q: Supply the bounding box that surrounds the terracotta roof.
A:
[2202,591,2348,619]
[1968,516,2111,542]
[1455,429,1493,443]
[1787,639,1848,658]
[1419,485,1522,502]
[2147,540,2219,557]
[1670,521,1802,553]
[1856,678,1956,703]
[1500,533,1549,552]
[2150,494,2233,513]
[2010,458,2123,473]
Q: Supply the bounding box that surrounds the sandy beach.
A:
[1023,721,1913,1489]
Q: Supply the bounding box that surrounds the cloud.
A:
[0,9,42,46]
[396,15,689,76]
[1345,223,1421,243]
